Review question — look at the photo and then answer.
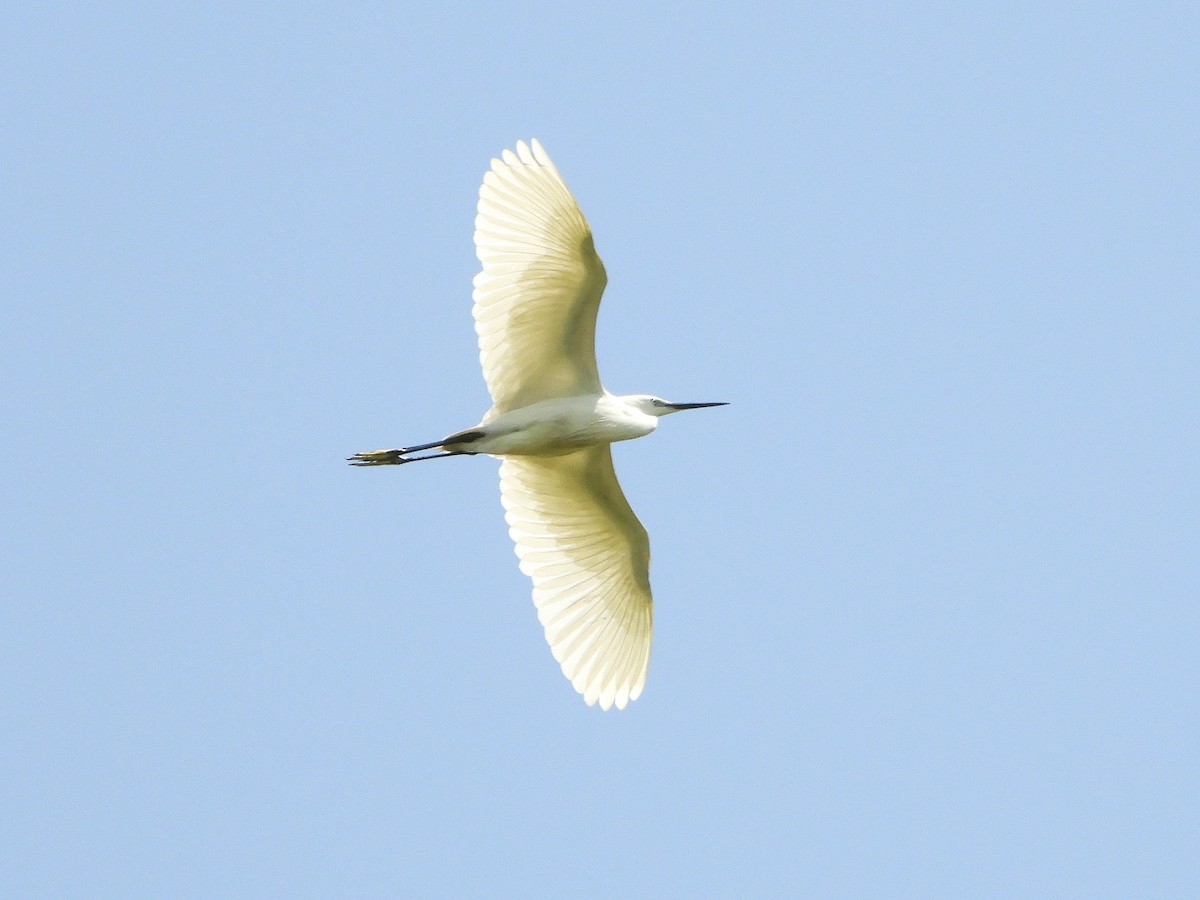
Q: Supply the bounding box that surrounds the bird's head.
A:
[627,395,729,418]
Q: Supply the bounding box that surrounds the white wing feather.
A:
[499,446,652,710]
[472,140,607,415]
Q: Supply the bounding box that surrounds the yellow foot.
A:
[347,449,406,466]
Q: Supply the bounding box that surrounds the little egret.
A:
[350,139,725,710]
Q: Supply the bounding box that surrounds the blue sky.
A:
[3,3,1197,897]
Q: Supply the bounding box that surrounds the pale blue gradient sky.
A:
[3,3,1197,897]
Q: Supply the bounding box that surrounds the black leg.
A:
[392,450,471,464]
[398,440,448,454]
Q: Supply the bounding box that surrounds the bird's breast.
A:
[474,397,656,456]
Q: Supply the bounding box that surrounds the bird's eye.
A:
[652,399,666,407]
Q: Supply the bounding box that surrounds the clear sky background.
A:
[3,3,1196,897]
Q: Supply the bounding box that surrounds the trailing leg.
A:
[348,448,470,466]
[348,427,487,466]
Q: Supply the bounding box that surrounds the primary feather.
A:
[472,139,608,416]
[499,446,652,711]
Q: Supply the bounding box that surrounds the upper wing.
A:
[499,445,652,710]
[472,140,608,416]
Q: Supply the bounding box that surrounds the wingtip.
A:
[492,139,553,171]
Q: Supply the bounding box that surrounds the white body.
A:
[447,393,659,457]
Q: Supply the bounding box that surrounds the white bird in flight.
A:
[350,140,725,710]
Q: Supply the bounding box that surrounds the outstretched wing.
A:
[499,445,652,710]
[472,140,607,416]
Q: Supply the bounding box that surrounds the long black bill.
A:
[667,401,729,410]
